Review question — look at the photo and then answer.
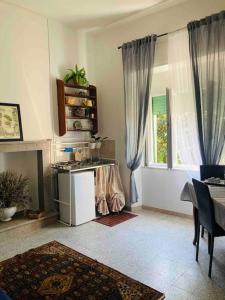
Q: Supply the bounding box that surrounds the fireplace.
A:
[0,140,51,211]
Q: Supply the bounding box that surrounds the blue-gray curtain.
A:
[188,11,225,165]
[122,35,157,203]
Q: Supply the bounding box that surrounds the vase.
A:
[96,142,102,149]
[89,142,96,150]
[73,80,89,87]
[0,206,17,222]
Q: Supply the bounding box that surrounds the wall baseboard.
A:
[142,205,192,219]
[124,205,131,212]
[130,205,143,212]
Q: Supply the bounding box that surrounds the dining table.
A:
[181,180,225,245]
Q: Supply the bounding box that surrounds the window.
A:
[146,88,172,168]
[145,59,172,168]
[146,32,202,170]
[152,95,167,164]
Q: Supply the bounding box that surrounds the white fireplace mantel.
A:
[0,140,51,153]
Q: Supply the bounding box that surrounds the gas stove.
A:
[51,159,114,171]
[52,160,83,170]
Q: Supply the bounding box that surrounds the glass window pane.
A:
[152,95,167,164]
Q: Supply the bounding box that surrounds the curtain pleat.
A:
[168,29,202,169]
[188,11,225,165]
[95,165,125,215]
[122,35,157,203]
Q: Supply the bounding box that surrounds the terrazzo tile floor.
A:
[0,209,225,299]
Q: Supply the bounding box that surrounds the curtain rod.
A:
[117,26,186,49]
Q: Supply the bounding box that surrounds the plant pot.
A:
[73,80,89,87]
[89,142,96,150]
[0,206,17,222]
[96,142,102,149]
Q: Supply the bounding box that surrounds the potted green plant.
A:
[64,65,89,87]
[90,135,108,149]
[0,171,30,221]
[89,135,97,149]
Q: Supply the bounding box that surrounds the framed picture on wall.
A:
[0,103,23,141]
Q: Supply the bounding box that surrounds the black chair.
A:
[192,179,225,278]
[199,165,225,238]
[200,165,225,181]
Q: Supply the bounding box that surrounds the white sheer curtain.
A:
[168,29,202,170]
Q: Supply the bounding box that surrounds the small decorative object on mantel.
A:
[0,171,30,221]
[64,65,89,87]
[27,210,46,219]
[0,103,23,142]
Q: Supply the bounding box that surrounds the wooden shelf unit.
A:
[64,93,95,100]
[65,104,96,108]
[56,79,98,136]
[66,116,91,120]
[67,129,91,132]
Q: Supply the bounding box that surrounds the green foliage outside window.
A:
[155,114,167,163]
[152,96,167,164]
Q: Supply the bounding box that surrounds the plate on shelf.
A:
[73,120,82,130]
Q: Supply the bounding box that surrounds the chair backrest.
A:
[200,165,225,180]
[192,179,216,234]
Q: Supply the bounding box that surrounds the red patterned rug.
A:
[0,241,164,300]
[94,211,138,227]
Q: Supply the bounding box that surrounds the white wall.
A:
[0,1,52,141]
[0,1,89,142]
[87,0,225,211]
[0,2,87,206]
[0,2,52,206]
[142,168,200,215]
[48,20,90,141]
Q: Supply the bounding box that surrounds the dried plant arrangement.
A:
[0,170,30,210]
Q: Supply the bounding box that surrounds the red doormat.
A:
[94,211,138,227]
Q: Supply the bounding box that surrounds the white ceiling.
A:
[4,0,168,29]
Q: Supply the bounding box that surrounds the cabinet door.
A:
[73,171,96,225]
